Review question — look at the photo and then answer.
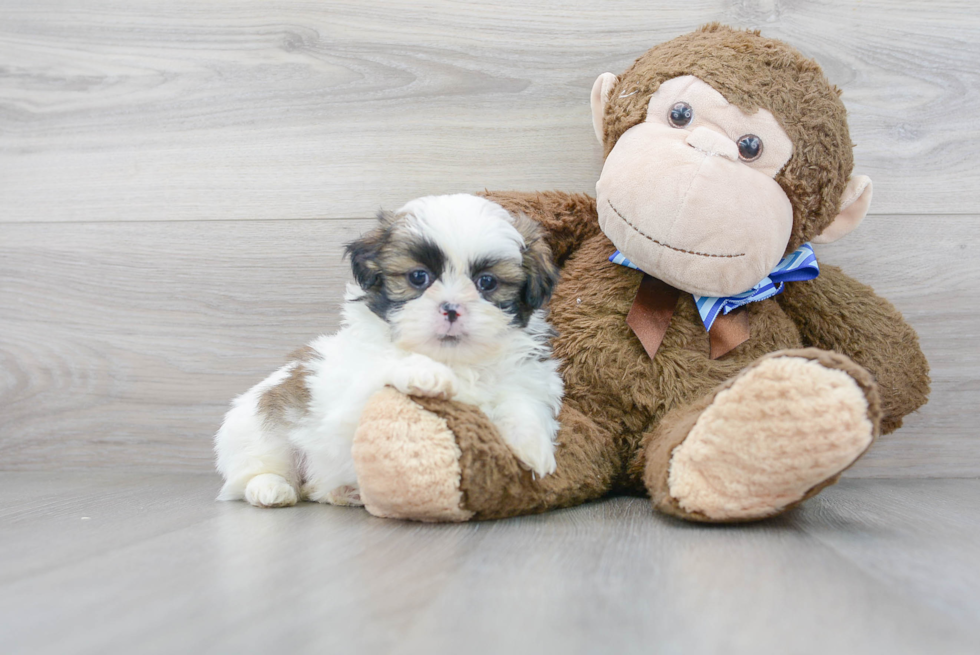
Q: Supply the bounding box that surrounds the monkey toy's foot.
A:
[354,387,625,524]
[351,388,475,522]
[646,349,882,522]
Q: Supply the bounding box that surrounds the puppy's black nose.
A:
[441,303,460,323]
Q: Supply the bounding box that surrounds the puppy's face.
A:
[345,194,558,363]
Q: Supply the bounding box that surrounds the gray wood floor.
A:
[2,2,979,653]
[1,474,978,655]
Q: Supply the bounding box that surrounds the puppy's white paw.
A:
[244,473,298,508]
[499,423,557,478]
[302,482,364,507]
[390,357,459,399]
[326,485,364,506]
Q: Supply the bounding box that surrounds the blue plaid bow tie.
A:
[609,244,820,331]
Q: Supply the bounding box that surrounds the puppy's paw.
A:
[244,473,298,508]
[498,423,557,478]
[390,357,459,399]
[302,482,364,507]
[326,485,364,506]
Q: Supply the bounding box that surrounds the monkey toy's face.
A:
[595,76,796,297]
[594,75,829,298]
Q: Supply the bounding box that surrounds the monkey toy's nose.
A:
[685,126,739,162]
[441,303,461,323]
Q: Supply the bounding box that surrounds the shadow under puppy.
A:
[214,194,564,508]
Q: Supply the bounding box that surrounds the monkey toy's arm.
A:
[481,191,602,265]
[776,264,930,434]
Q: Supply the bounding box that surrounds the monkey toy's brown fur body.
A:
[351,26,930,523]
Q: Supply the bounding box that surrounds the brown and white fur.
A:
[214,194,563,508]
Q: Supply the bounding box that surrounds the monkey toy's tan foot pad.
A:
[651,349,882,522]
[352,388,474,522]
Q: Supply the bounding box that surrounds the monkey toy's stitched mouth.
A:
[607,200,746,259]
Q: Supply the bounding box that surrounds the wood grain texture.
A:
[1,0,979,222]
[0,214,976,475]
[0,473,977,654]
[0,218,364,470]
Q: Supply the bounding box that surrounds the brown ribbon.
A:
[708,308,750,360]
[627,275,680,360]
[627,274,750,361]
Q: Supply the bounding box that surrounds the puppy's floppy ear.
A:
[344,210,394,290]
[514,213,560,311]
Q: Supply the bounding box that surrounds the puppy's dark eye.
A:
[737,134,763,161]
[475,274,498,292]
[668,102,693,128]
[407,269,431,289]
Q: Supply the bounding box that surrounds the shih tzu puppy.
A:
[214,194,564,508]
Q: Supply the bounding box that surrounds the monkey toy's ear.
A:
[812,175,874,244]
[591,72,619,145]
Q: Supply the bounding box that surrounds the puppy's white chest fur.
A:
[214,194,564,508]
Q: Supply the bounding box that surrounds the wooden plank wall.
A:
[1,0,978,476]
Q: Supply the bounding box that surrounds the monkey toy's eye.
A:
[737,134,764,161]
[407,269,431,289]
[668,102,694,128]
[475,273,498,292]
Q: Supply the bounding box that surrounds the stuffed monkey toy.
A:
[350,24,931,523]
